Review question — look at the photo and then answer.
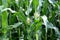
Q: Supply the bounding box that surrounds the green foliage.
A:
[0,0,60,40]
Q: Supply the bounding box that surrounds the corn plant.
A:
[0,0,60,40]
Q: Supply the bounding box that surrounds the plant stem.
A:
[36,33,38,40]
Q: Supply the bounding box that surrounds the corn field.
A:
[0,0,60,40]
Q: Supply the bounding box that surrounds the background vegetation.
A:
[0,0,60,40]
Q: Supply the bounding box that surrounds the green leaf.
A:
[42,0,49,15]
[32,0,39,11]
[0,0,2,5]
[2,0,8,8]
[0,13,2,28]
[2,11,8,35]
[16,11,26,24]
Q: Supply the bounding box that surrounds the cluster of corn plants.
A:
[0,0,60,40]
